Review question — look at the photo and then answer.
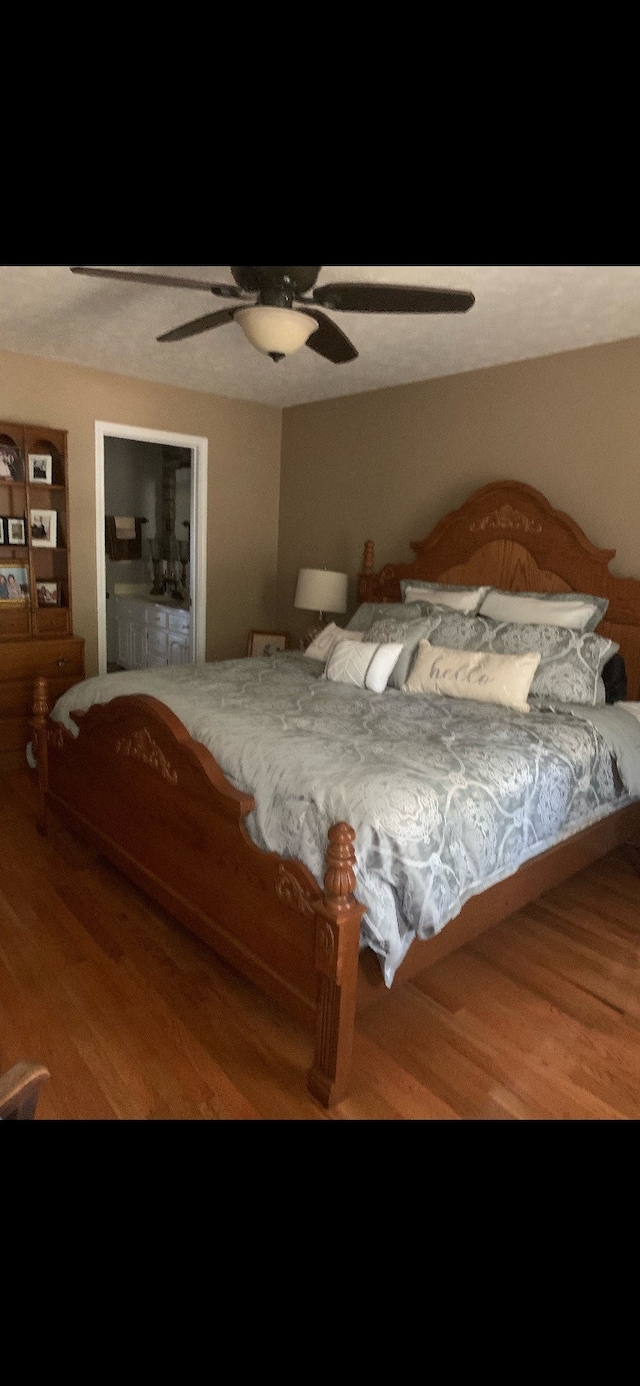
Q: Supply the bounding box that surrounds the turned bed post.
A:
[308,823,366,1107]
[358,540,376,603]
[32,676,50,835]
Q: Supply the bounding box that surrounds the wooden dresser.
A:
[0,418,85,756]
[0,636,85,752]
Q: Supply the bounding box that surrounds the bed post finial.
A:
[308,822,365,1108]
[324,821,358,900]
[33,676,49,722]
[358,540,376,603]
[32,677,50,835]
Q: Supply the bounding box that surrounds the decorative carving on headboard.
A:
[470,504,542,534]
[357,480,640,698]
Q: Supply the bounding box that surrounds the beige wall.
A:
[277,336,640,643]
[1,348,282,674]
[5,334,640,672]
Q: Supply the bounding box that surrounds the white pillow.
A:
[403,583,490,615]
[305,623,363,660]
[403,640,541,713]
[325,640,403,693]
[479,591,600,630]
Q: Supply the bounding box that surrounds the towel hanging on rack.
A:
[105,515,147,561]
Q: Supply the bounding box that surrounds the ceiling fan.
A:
[70,265,475,365]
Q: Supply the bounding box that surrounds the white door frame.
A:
[95,421,208,675]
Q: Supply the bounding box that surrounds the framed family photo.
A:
[28,453,53,484]
[0,516,26,545]
[37,580,60,607]
[7,517,26,545]
[30,508,57,547]
[247,629,290,657]
[0,443,24,482]
[0,565,29,602]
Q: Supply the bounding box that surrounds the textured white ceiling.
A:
[1,264,639,409]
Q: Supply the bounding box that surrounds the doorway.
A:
[95,422,208,676]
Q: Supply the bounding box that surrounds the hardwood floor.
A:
[2,759,640,1119]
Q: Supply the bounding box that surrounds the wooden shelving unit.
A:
[0,420,73,640]
[0,419,84,755]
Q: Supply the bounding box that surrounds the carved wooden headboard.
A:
[357,480,640,700]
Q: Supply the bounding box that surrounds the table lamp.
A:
[294,568,348,649]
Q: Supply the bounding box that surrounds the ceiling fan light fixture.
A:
[235,305,319,360]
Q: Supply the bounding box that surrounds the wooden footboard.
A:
[31,667,640,1112]
[27,480,640,1112]
[32,677,365,1107]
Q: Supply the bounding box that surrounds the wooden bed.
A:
[31,480,640,1108]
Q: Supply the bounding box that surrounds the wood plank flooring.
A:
[2,760,640,1119]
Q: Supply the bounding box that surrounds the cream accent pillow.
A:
[403,640,541,713]
[305,623,363,660]
[403,583,490,615]
[325,640,404,692]
[479,591,602,630]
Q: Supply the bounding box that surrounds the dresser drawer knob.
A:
[56,657,70,667]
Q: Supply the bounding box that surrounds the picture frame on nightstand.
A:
[247,630,290,657]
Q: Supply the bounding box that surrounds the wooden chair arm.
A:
[0,1062,50,1120]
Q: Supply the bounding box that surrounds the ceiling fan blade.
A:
[157,306,240,343]
[70,266,244,297]
[299,308,358,364]
[313,282,475,314]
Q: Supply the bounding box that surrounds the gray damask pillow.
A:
[366,614,443,689]
[345,601,423,633]
[406,604,618,706]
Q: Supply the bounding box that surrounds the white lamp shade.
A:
[294,568,348,614]
[236,306,319,356]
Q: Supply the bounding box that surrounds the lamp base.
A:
[299,613,328,650]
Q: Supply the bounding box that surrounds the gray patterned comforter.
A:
[51,651,632,986]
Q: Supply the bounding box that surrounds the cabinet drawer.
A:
[168,608,190,631]
[148,629,169,662]
[145,605,169,629]
[115,600,137,618]
[0,675,82,718]
[0,638,84,682]
[0,717,31,752]
[0,605,30,637]
[36,608,71,637]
